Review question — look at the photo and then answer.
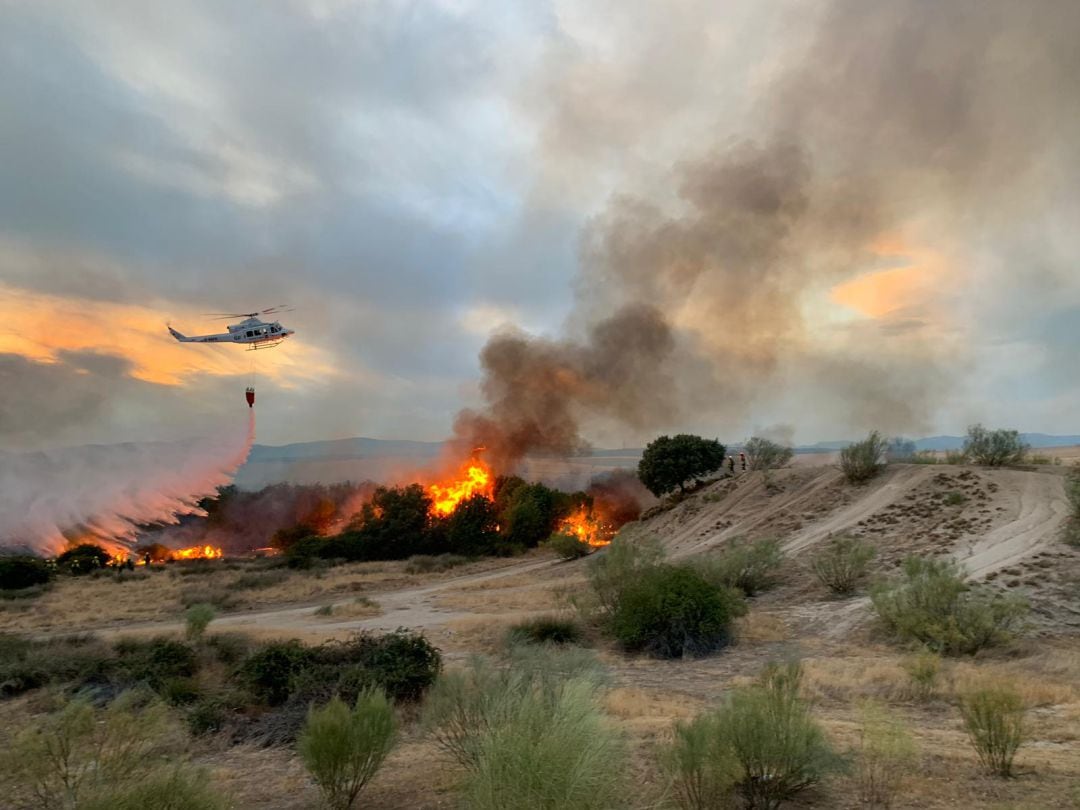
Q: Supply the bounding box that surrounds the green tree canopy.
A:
[637,435,726,497]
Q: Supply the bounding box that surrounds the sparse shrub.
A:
[638,434,727,497]
[959,684,1026,777]
[963,424,1028,467]
[610,565,746,658]
[404,553,468,574]
[809,535,875,596]
[944,449,968,465]
[886,438,917,461]
[943,491,968,506]
[855,700,917,809]
[0,556,53,590]
[185,603,216,641]
[909,450,940,464]
[1,691,182,809]
[663,712,741,810]
[0,633,113,698]
[743,437,794,471]
[299,690,397,810]
[545,532,592,560]
[159,676,201,706]
[870,556,1028,654]
[56,543,112,575]
[722,662,844,809]
[586,534,666,619]
[507,615,583,646]
[186,696,230,736]
[314,604,334,616]
[239,639,315,705]
[697,537,783,597]
[79,767,228,810]
[204,632,251,665]
[840,431,889,484]
[901,649,941,700]
[179,585,239,610]
[460,675,627,810]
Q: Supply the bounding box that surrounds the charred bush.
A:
[112,637,199,690]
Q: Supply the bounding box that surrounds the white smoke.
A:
[0,412,255,556]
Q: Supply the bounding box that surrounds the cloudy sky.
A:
[1,0,1078,451]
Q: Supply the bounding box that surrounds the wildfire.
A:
[428,460,494,516]
[172,544,224,560]
[559,506,613,548]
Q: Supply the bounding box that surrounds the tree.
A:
[637,435,726,497]
[444,493,501,556]
[742,437,794,471]
[501,482,560,549]
[351,484,436,559]
[963,425,1027,467]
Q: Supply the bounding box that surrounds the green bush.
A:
[460,676,626,810]
[239,639,315,706]
[697,537,783,597]
[404,553,468,574]
[638,434,726,497]
[186,696,231,736]
[610,565,746,658]
[743,437,794,471]
[855,701,917,809]
[870,557,1028,655]
[79,767,228,810]
[840,431,888,484]
[663,712,741,810]
[315,629,442,703]
[1,691,182,808]
[586,534,665,620]
[0,556,53,590]
[809,535,875,596]
[299,690,397,810]
[113,637,199,690]
[185,603,217,641]
[0,633,114,698]
[56,543,112,575]
[545,532,592,560]
[944,450,969,465]
[960,684,1026,777]
[722,662,844,809]
[507,615,583,646]
[963,425,1027,467]
[943,491,968,506]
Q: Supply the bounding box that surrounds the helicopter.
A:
[168,306,295,350]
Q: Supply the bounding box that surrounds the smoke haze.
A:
[454,0,1080,467]
[0,413,255,554]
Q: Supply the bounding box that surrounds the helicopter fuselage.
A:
[169,317,294,348]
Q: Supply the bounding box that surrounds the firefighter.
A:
[739,451,747,471]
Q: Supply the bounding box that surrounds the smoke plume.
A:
[0,412,255,555]
[453,0,1080,465]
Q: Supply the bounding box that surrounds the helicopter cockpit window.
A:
[246,330,254,337]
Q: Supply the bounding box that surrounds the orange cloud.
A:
[830,240,949,319]
[0,284,332,387]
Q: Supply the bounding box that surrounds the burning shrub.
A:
[544,532,592,560]
[840,431,889,484]
[696,536,783,597]
[0,556,53,591]
[871,556,1028,654]
[56,543,112,576]
[963,424,1028,467]
[610,565,746,658]
[299,690,397,810]
[637,434,727,497]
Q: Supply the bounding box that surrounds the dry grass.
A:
[734,610,791,644]
[435,584,565,613]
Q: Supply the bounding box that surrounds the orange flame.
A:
[171,545,224,560]
[559,507,613,548]
[428,461,494,516]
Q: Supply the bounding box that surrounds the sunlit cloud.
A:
[0,284,335,387]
